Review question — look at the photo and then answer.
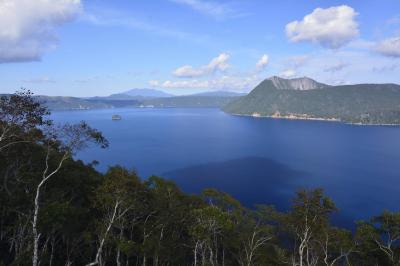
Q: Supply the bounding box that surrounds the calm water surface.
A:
[52,108,400,227]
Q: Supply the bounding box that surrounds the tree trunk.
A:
[194,241,199,266]
[153,254,158,266]
[87,200,120,266]
[32,150,67,266]
[117,248,121,266]
[117,226,123,266]
[222,248,225,266]
[49,236,55,266]
[209,246,214,266]
[32,183,41,266]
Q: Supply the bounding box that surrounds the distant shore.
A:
[230,112,400,126]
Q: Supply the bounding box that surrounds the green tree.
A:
[88,167,143,266]
[283,189,337,266]
[356,211,400,265]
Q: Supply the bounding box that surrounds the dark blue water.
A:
[52,108,400,227]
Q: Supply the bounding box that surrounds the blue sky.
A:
[1,0,400,96]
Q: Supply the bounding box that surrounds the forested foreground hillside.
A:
[2,91,400,266]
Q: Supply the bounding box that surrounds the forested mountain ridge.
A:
[141,95,236,108]
[224,77,400,125]
[35,95,122,110]
[31,91,242,110]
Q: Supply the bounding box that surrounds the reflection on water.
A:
[164,156,306,210]
[163,156,357,228]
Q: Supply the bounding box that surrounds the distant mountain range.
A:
[224,76,400,125]
[27,78,400,125]
[141,95,236,108]
[35,88,244,110]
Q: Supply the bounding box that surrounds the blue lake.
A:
[52,108,400,228]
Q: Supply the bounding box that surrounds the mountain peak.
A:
[268,76,329,90]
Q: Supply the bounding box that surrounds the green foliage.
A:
[190,206,233,238]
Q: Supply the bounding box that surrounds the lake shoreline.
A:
[229,112,400,126]
[52,107,400,126]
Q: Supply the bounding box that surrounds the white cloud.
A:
[156,52,268,91]
[74,75,104,83]
[323,62,349,73]
[0,0,82,63]
[285,5,359,49]
[279,69,296,78]
[153,47,400,91]
[170,0,246,20]
[375,37,400,57]
[287,55,309,69]
[275,48,400,85]
[83,8,212,45]
[172,65,206,78]
[173,53,230,78]
[346,39,375,50]
[255,54,269,71]
[387,15,400,25]
[149,74,261,92]
[161,79,210,89]
[148,80,160,86]
[22,76,55,84]
[372,63,399,73]
[372,64,400,73]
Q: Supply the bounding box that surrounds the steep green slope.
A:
[223,79,400,124]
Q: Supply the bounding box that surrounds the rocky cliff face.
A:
[268,76,329,90]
